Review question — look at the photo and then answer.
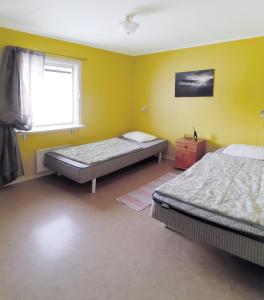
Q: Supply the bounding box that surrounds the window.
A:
[30,56,82,131]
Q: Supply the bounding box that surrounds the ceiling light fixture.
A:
[119,15,139,35]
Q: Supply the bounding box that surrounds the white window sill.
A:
[16,124,86,135]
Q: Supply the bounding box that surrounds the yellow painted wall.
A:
[131,37,264,158]
[1,27,263,179]
[0,27,133,179]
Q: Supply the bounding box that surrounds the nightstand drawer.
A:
[175,150,197,169]
[176,142,197,151]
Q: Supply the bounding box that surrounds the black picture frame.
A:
[175,69,214,97]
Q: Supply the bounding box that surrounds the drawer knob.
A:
[184,145,188,149]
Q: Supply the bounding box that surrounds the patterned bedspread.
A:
[156,153,264,227]
[52,138,142,165]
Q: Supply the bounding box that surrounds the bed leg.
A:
[92,178,96,194]
[158,152,162,163]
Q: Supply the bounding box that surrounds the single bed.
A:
[151,147,264,266]
[44,137,168,193]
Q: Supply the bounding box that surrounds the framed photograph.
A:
[175,69,214,97]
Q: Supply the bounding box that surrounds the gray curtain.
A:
[0,46,45,186]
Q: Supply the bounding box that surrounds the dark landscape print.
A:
[175,69,214,97]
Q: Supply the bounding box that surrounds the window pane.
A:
[32,65,74,127]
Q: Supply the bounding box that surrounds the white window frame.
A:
[17,56,84,136]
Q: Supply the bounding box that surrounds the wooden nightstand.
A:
[175,138,206,170]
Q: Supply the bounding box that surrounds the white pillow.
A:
[223,144,264,160]
[122,131,157,143]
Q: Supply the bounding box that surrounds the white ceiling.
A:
[0,0,263,56]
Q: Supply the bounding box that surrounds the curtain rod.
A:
[7,46,87,61]
[45,52,87,61]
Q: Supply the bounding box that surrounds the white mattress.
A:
[156,152,264,227]
[52,137,143,165]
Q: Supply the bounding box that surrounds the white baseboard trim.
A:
[7,171,54,186]
[164,154,174,161]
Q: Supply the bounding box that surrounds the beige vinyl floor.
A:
[0,158,264,300]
